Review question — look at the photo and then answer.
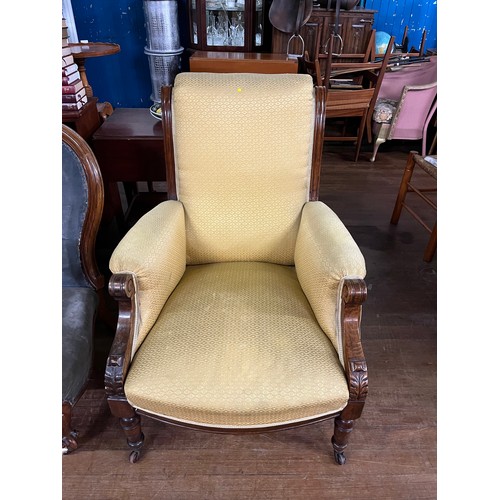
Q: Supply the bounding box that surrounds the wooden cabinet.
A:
[188,1,271,53]
[271,8,376,59]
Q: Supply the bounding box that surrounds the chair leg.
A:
[423,222,437,262]
[331,416,355,465]
[108,398,145,463]
[391,152,416,224]
[354,113,368,162]
[366,119,372,144]
[62,402,78,454]
[369,136,386,162]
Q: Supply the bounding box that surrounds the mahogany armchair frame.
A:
[104,83,369,465]
[62,124,105,453]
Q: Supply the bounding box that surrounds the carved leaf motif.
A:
[349,359,368,401]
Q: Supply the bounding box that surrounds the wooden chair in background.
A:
[301,29,376,85]
[395,26,427,57]
[391,151,437,262]
[319,35,395,161]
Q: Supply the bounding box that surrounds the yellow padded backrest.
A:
[171,72,316,265]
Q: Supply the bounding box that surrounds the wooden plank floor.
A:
[63,141,437,499]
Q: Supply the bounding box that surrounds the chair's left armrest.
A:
[295,201,366,361]
[109,200,186,351]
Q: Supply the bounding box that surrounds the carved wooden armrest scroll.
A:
[104,273,136,399]
[340,278,368,419]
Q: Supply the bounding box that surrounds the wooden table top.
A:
[69,42,121,59]
[92,108,162,140]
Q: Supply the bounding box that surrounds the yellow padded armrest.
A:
[110,200,186,350]
[295,201,366,358]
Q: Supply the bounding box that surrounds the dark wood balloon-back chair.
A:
[105,73,368,465]
[62,124,105,453]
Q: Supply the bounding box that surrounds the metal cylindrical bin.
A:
[144,47,183,103]
[143,0,183,103]
[143,0,181,52]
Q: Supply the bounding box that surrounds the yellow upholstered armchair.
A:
[105,73,368,465]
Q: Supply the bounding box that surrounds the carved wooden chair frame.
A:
[105,83,369,465]
[62,124,105,453]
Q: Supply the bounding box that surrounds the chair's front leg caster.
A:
[129,450,141,464]
[334,450,346,465]
[331,416,355,465]
[62,430,79,454]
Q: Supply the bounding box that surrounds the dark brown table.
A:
[91,108,166,228]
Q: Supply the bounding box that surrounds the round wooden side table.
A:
[69,42,121,98]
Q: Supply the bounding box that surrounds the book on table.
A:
[62,78,84,94]
[62,63,79,77]
[62,70,81,85]
[62,54,75,67]
[62,89,87,103]
[62,46,72,57]
[62,95,88,111]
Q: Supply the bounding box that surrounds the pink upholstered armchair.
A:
[370,57,437,162]
[370,82,436,162]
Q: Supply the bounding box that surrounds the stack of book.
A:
[62,17,87,113]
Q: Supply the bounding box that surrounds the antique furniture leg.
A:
[332,415,354,465]
[331,279,368,464]
[370,123,390,162]
[390,152,415,225]
[423,223,437,263]
[62,402,78,453]
[105,273,145,462]
[107,398,145,463]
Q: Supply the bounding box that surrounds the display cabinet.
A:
[188,0,270,52]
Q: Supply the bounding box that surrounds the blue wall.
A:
[365,0,437,53]
[70,0,437,108]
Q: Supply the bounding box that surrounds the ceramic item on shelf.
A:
[150,103,162,121]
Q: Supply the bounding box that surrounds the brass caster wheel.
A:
[334,451,346,465]
[129,450,141,464]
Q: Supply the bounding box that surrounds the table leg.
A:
[76,58,93,98]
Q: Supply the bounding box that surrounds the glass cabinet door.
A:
[189,1,267,52]
[254,0,264,48]
[206,1,246,48]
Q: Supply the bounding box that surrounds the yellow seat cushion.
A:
[125,262,349,428]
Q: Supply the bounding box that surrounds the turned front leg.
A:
[108,398,144,462]
[332,416,355,465]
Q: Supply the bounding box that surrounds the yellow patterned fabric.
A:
[109,201,186,351]
[125,262,349,428]
[295,201,366,360]
[171,73,315,265]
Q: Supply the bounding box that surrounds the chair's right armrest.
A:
[109,200,186,353]
[295,201,366,362]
